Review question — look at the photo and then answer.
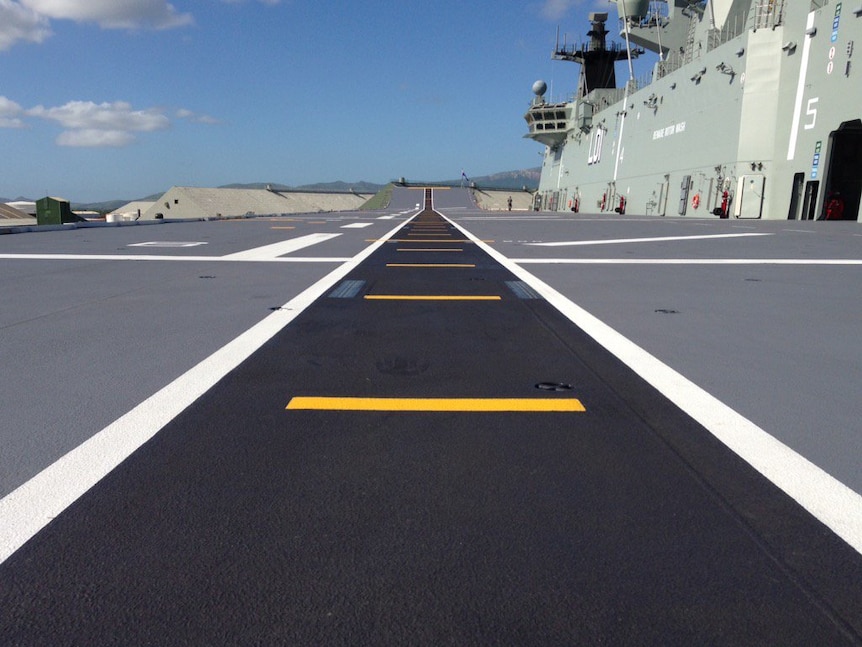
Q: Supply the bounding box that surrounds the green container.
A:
[36,197,74,226]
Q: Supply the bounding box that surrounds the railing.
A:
[754,0,785,30]
[655,50,688,80]
[707,14,745,52]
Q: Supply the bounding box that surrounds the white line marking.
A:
[341,223,373,229]
[127,241,208,248]
[462,217,643,222]
[2,255,858,268]
[528,233,771,247]
[0,219,410,566]
[444,212,862,556]
[0,254,350,263]
[222,233,340,260]
[513,258,862,265]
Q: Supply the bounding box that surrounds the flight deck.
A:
[1,187,861,644]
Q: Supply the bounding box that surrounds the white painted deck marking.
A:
[443,211,862,556]
[0,254,350,263]
[513,258,862,266]
[0,218,413,566]
[128,241,208,248]
[528,233,771,247]
[222,233,340,260]
[341,223,373,229]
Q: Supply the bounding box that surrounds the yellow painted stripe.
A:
[364,295,501,301]
[385,263,476,268]
[286,397,585,412]
[366,239,488,243]
[396,248,463,252]
[383,240,493,244]
[271,226,295,230]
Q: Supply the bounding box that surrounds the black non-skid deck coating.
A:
[3,193,862,645]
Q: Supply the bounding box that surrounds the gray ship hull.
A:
[526,1,862,223]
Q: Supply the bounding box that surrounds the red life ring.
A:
[692,193,701,209]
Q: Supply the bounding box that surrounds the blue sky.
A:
[0,0,650,201]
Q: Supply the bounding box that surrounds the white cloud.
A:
[176,108,220,124]
[4,97,221,146]
[28,100,170,132]
[28,100,171,147]
[57,129,136,147]
[0,95,25,127]
[0,0,51,51]
[20,0,192,30]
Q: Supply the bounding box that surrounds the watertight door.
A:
[735,174,765,219]
[678,175,691,215]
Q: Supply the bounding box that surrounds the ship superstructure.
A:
[525,0,862,221]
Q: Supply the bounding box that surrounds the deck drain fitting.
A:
[535,382,574,392]
[654,309,680,314]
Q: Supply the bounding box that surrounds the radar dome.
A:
[532,80,548,96]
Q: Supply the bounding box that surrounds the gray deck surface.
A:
[1,187,860,644]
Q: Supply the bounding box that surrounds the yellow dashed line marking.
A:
[385,264,476,268]
[396,248,464,252]
[376,239,478,243]
[271,226,295,230]
[286,397,585,412]
[364,295,501,301]
[366,240,492,243]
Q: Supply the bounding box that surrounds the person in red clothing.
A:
[825,192,845,220]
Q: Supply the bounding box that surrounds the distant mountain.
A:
[482,168,541,189]
[218,183,292,191]
[72,199,131,213]
[296,181,385,193]
[3,169,539,213]
[401,168,540,191]
[219,181,384,193]
[455,168,540,190]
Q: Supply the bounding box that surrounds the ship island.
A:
[524,0,861,222]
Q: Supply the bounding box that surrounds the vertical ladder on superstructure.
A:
[683,8,699,64]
